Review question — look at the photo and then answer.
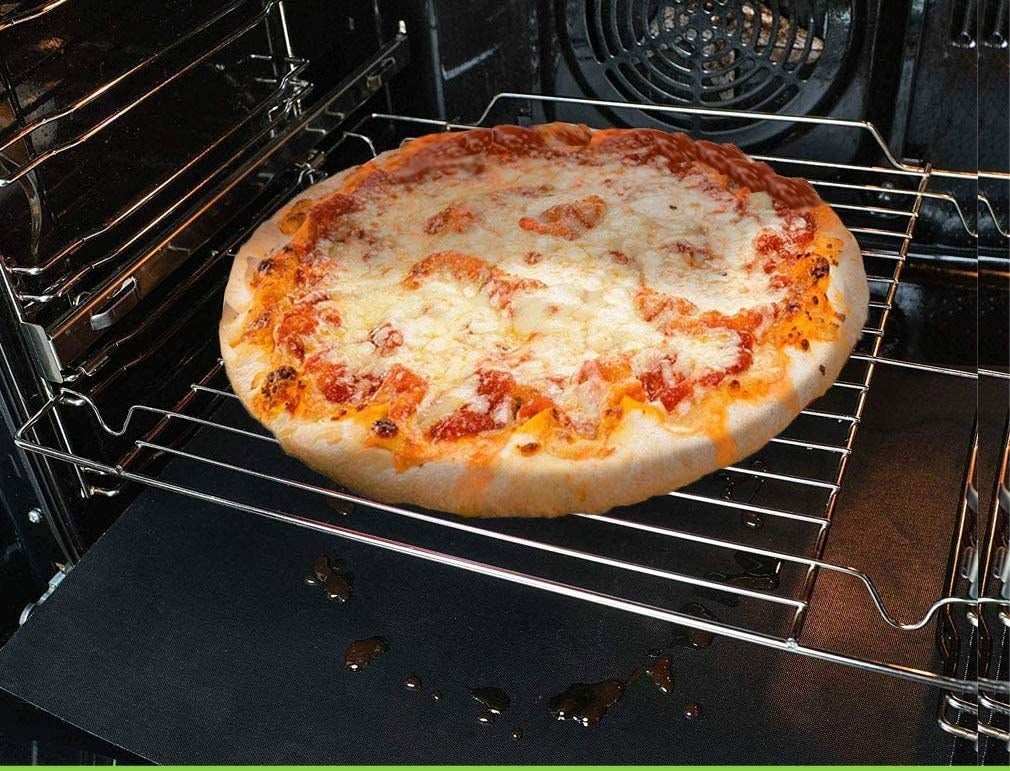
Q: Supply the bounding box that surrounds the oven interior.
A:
[0,0,1007,763]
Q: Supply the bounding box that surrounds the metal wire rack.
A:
[0,14,408,379]
[0,0,300,305]
[12,93,1005,697]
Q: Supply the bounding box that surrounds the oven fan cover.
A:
[560,0,858,147]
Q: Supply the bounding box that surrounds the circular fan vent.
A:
[561,0,856,146]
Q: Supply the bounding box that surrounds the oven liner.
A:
[0,366,972,763]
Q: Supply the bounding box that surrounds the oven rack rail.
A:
[938,427,1010,748]
[973,419,1010,747]
[10,55,311,306]
[1,31,409,379]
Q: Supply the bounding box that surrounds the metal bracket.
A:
[19,321,63,383]
[18,564,71,625]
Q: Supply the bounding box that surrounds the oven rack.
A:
[0,0,300,301]
[14,95,1001,695]
[9,55,310,305]
[13,366,991,695]
[0,31,409,379]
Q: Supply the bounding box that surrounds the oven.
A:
[0,0,1007,763]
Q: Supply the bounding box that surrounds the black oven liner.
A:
[0,366,974,763]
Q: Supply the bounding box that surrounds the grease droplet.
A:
[403,674,422,690]
[324,573,352,602]
[431,690,442,701]
[511,727,524,741]
[705,553,781,591]
[471,687,510,714]
[304,575,319,585]
[548,680,624,726]
[671,603,718,649]
[741,511,764,530]
[683,703,701,720]
[344,636,387,670]
[477,709,495,724]
[644,655,674,693]
[313,556,333,582]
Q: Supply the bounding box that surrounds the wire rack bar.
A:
[979,193,1010,239]
[457,93,918,172]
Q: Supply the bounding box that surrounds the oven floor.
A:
[0,363,975,764]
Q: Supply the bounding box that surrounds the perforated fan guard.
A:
[559,0,858,147]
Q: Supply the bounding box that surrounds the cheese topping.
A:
[238,125,840,462]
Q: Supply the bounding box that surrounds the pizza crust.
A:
[220,131,868,517]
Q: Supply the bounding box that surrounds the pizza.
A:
[220,123,867,517]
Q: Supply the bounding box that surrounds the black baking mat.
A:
[0,366,970,763]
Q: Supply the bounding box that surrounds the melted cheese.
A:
[273,152,798,435]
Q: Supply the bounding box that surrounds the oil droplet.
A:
[304,575,319,586]
[671,603,718,649]
[431,690,442,701]
[741,511,764,530]
[313,556,333,582]
[644,655,674,693]
[683,703,701,720]
[715,470,735,499]
[403,674,422,690]
[470,687,510,714]
[511,727,524,741]
[705,552,781,590]
[477,709,495,724]
[344,636,387,671]
[548,680,624,726]
[324,573,352,602]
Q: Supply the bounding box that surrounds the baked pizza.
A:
[220,123,867,517]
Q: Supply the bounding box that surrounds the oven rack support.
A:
[13,93,1003,696]
[942,417,1010,747]
[11,55,311,298]
[0,31,409,380]
[0,0,278,189]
